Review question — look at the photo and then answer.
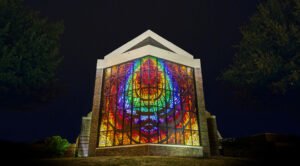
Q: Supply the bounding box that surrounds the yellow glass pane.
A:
[184,112,191,129]
[184,131,192,145]
[112,66,118,75]
[105,68,111,79]
[106,131,114,146]
[114,132,123,146]
[187,67,193,77]
[99,123,107,132]
[190,113,199,130]
[123,132,131,145]
[192,131,200,146]
[176,130,184,144]
[98,132,106,147]
[99,113,108,131]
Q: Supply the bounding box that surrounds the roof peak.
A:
[104,30,194,59]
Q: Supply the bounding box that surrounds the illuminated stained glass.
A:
[98,56,200,147]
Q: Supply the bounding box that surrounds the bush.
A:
[44,136,70,157]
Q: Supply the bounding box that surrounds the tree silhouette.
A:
[0,0,64,108]
[222,0,300,99]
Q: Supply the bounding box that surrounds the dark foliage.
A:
[43,136,70,157]
[221,133,300,164]
[0,0,64,108]
[221,0,300,102]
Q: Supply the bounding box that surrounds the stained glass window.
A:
[98,56,200,147]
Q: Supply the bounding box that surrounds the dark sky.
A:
[1,0,300,143]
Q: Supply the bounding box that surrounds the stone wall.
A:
[207,116,220,156]
[96,144,203,157]
[88,68,104,156]
[77,114,91,157]
[194,65,211,157]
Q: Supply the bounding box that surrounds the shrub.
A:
[44,136,70,157]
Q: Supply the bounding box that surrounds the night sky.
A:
[1,0,299,143]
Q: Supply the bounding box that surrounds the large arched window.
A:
[98,56,200,147]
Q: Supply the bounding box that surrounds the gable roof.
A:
[124,37,174,53]
[104,30,194,59]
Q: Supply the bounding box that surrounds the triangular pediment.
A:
[125,37,174,53]
[104,30,194,59]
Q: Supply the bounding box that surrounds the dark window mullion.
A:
[113,67,119,146]
[105,70,111,147]
[97,68,107,147]
[147,57,150,143]
[179,66,186,145]
[164,60,168,144]
[173,64,179,145]
[121,70,126,145]
[139,59,142,144]
[156,57,159,144]
[130,63,134,144]
[191,67,200,146]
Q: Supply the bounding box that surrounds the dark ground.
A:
[1,133,299,166]
[33,156,258,166]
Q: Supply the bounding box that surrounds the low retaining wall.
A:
[96,144,203,157]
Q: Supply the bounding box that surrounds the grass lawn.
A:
[33,156,258,166]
